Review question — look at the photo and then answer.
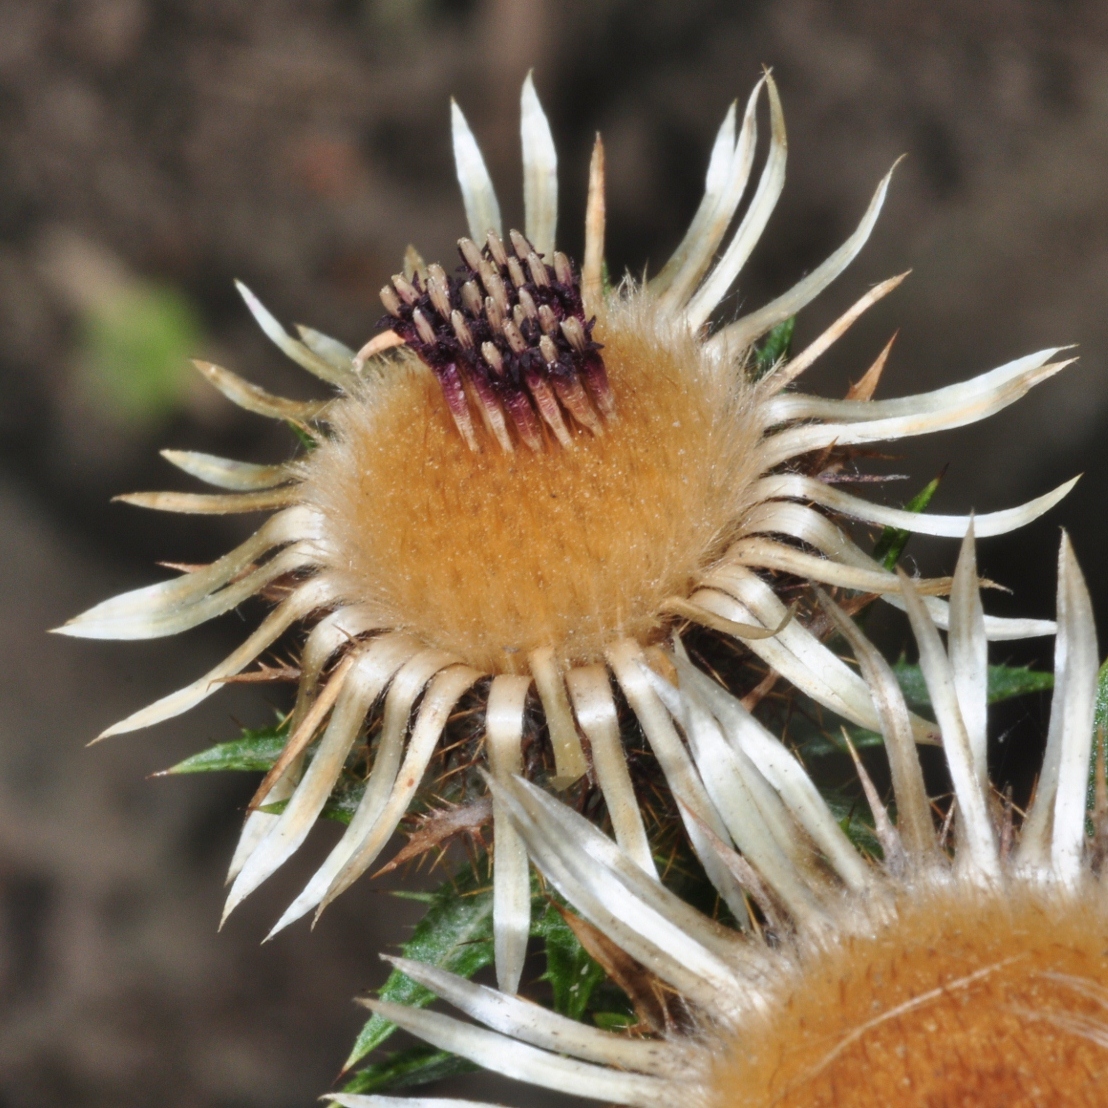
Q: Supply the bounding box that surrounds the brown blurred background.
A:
[3,1,1108,1104]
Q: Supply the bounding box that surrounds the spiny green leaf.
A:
[259,781,365,825]
[345,863,626,1088]
[983,664,1055,704]
[344,864,495,1070]
[341,1047,476,1095]
[794,665,1052,760]
[1094,658,1108,737]
[751,316,795,379]
[533,901,606,1021]
[796,726,885,760]
[872,472,943,570]
[164,723,287,774]
[824,790,883,859]
[286,419,318,452]
[1087,658,1108,817]
[323,782,364,825]
[892,662,1053,711]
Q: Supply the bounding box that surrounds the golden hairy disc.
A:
[302,296,765,674]
[710,883,1108,1107]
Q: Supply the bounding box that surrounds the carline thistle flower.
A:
[334,531,1108,1108]
[59,72,1078,991]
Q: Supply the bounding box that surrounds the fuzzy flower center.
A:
[710,885,1108,1107]
[302,295,765,674]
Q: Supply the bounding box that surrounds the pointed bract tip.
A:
[218,900,236,931]
[763,71,787,150]
[233,278,258,309]
[890,152,909,174]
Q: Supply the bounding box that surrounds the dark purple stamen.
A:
[379,230,612,452]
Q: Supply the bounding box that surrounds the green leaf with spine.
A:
[166,717,368,823]
[258,785,362,825]
[824,789,884,858]
[1088,657,1108,816]
[344,862,495,1072]
[792,658,1055,862]
[1093,658,1108,738]
[892,662,1053,710]
[532,900,608,1022]
[164,720,289,774]
[792,664,1052,761]
[286,419,319,452]
[341,863,621,1094]
[340,872,621,1094]
[793,725,884,761]
[340,1047,476,1096]
[751,316,795,379]
[871,472,943,569]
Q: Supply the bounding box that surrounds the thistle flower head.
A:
[59,72,1079,988]
[334,531,1108,1108]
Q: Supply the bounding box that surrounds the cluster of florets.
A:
[380,229,614,453]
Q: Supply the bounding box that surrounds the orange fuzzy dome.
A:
[711,884,1108,1108]
[303,297,764,674]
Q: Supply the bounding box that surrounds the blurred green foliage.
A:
[81,283,202,427]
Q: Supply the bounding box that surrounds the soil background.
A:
[2,2,1108,1105]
